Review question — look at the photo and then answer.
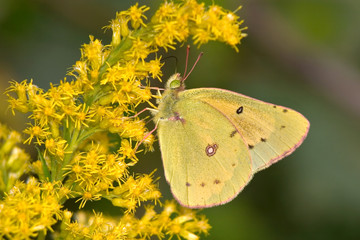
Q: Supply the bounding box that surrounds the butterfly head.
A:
[166,73,185,92]
[164,50,203,93]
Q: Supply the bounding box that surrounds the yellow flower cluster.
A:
[0,124,30,194]
[61,201,210,240]
[2,0,245,239]
[0,178,63,239]
[150,1,246,51]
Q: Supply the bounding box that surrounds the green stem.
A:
[0,153,8,196]
[77,127,103,144]
[52,155,59,181]
[36,147,51,181]
[63,120,74,142]
[98,37,133,78]
[57,127,81,181]
[97,26,150,77]
[37,231,46,240]
[84,84,102,107]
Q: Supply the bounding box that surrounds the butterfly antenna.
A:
[161,55,178,73]
[183,45,191,79]
[183,52,204,82]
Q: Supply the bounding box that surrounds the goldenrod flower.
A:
[0,178,62,239]
[76,190,102,208]
[0,126,30,194]
[123,3,150,29]
[2,0,245,238]
[23,123,51,144]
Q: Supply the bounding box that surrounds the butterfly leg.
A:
[134,118,160,152]
[138,85,165,91]
[123,107,158,120]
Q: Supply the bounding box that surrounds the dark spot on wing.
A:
[273,105,277,108]
[186,182,191,187]
[232,163,236,167]
[214,179,221,184]
[283,109,288,113]
[200,182,206,187]
[230,130,237,138]
[281,125,286,129]
[236,106,243,114]
[205,143,218,157]
[248,144,254,149]
[261,138,267,142]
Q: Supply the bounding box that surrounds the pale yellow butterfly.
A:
[153,55,310,209]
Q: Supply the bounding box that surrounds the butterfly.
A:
[152,54,310,209]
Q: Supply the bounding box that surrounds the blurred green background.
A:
[1,0,360,239]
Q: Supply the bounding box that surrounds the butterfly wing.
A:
[157,98,252,208]
[180,88,310,173]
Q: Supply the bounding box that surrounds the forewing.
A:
[157,98,252,208]
[181,88,310,173]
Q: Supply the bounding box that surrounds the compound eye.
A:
[169,79,181,89]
